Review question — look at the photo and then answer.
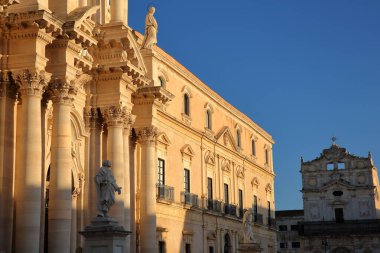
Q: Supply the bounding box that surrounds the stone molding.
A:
[49,78,78,104]
[103,105,131,127]
[137,126,158,144]
[16,69,50,97]
[85,107,103,129]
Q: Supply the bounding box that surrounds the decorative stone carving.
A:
[85,107,103,129]
[0,71,17,99]
[137,126,158,144]
[95,160,122,217]
[0,0,19,15]
[16,69,51,97]
[243,209,255,243]
[141,6,158,49]
[103,105,127,127]
[49,78,78,104]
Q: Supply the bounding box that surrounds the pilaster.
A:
[48,78,77,253]
[14,69,50,253]
[137,126,158,253]
[0,71,17,253]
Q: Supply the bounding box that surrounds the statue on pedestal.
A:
[243,209,255,243]
[95,160,122,217]
[141,6,158,49]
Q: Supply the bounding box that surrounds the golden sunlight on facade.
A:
[0,0,276,252]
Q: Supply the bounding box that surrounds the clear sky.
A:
[129,0,380,210]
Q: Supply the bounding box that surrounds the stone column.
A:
[86,108,103,220]
[129,132,138,253]
[48,79,77,253]
[14,69,49,253]
[138,126,158,253]
[123,116,133,252]
[0,72,17,253]
[110,0,126,24]
[104,105,126,224]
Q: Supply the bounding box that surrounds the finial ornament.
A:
[331,136,337,145]
[141,5,158,49]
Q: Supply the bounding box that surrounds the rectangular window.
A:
[224,183,229,204]
[267,201,271,218]
[158,159,165,185]
[292,242,300,248]
[209,246,214,253]
[184,169,190,193]
[278,225,287,231]
[279,242,288,249]
[238,189,243,208]
[290,224,299,231]
[335,208,344,223]
[159,241,165,253]
[207,177,213,200]
[253,195,258,221]
[185,243,191,253]
[265,149,269,164]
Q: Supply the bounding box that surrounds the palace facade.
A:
[0,1,276,253]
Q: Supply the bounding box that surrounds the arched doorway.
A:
[224,233,232,253]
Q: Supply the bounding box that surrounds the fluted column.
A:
[86,108,103,220]
[14,69,49,253]
[104,105,126,224]
[48,79,77,253]
[138,126,158,253]
[0,72,17,253]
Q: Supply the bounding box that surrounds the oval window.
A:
[333,191,343,197]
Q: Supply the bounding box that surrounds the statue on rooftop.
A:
[141,6,158,49]
[95,160,122,217]
[243,209,255,243]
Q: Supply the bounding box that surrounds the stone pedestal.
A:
[80,217,131,253]
[238,242,263,253]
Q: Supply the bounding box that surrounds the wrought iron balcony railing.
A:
[206,199,222,213]
[156,184,174,202]
[181,191,199,207]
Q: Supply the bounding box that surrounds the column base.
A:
[238,242,263,253]
[80,217,131,253]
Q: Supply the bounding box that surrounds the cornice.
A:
[133,86,174,105]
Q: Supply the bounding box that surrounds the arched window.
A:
[236,129,241,148]
[265,148,269,164]
[184,94,190,116]
[206,110,212,129]
[251,139,256,156]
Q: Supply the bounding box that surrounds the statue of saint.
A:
[95,160,122,217]
[243,209,255,243]
[141,6,158,49]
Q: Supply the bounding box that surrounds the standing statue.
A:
[95,160,122,217]
[141,6,158,49]
[243,209,255,243]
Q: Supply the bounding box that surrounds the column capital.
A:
[85,107,103,129]
[0,71,17,99]
[103,105,129,127]
[49,78,78,104]
[16,69,51,97]
[137,126,158,144]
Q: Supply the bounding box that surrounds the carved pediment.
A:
[265,183,272,193]
[181,144,195,159]
[221,158,231,172]
[204,150,215,166]
[156,132,171,147]
[236,166,245,179]
[215,126,238,152]
[251,177,260,187]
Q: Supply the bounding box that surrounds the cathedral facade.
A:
[0,1,276,253]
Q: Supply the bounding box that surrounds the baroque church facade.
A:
[0,0,276,253]
[276,143,380,253]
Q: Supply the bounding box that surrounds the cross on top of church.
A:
[331,136,337,145]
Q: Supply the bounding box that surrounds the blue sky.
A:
[129,1,380,210]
